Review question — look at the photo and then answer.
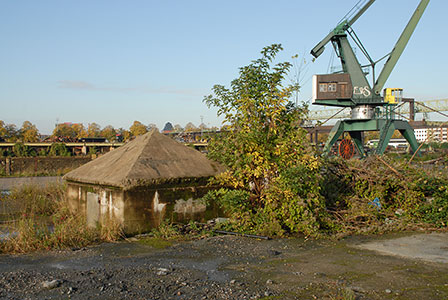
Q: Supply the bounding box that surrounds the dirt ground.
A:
[0,231,447,299]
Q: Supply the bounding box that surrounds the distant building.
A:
[414,127,448,143]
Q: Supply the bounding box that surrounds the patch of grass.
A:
[338,271,375,281]
[1,209,98,253]
[331,287,356,300]
[150,220,183,240]
[148,220,214,241]
[99,216,125,242]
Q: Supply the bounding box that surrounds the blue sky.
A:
[1,0,446,134]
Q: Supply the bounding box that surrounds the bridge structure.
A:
[0,137,211,156]
[0,142,124,156]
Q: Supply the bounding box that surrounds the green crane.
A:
[310,0,429,158]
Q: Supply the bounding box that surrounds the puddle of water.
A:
[167,257,230,282]
[50,262,69,270]
[194,258,229,282]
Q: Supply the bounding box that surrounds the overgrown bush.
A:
[323,156,448,234]
[49,143,71,156]
[38,149,48,156]
[12,143,30,157]
[203,45,332,237]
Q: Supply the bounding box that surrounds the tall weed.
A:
[0,183,123,254]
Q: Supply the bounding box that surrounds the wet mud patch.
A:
[0,233,447,299]
[242,233,448,299]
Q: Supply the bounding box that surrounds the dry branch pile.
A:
[323,156,448,235]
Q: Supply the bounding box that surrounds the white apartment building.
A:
[414,127,448,143]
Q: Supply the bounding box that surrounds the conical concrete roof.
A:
[63,130,225,189]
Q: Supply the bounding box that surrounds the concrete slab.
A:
[355,232,448,263]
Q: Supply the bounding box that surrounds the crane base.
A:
[323,118,420,158]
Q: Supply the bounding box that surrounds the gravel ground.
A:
[0,233,448,299]
[0,236,280,300]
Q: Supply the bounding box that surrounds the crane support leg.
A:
[322,118,420,157]
[323,121,344,155]
[375,121,395,155]
[374,120,420,155]
[397,124,420,154]
[348,131,366,158]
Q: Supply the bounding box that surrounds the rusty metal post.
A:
[403,98,415,121]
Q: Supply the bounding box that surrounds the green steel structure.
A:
[310,0,429,157]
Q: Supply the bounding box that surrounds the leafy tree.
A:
[129,121,148,136]
[72,123,87,139]
[52,123,76,140]
[4,124,19,142]
[203,44,331,236]
[364,131,380,142]
[116,128,131,142]
[87,123,101,137]
[0,120,7,140]
[20,121,39,142]
[101,125,117,142]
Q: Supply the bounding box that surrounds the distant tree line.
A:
[0,120,221,144]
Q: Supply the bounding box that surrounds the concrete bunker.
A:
[63,130,225,234]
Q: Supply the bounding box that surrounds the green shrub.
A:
[49,143,71,156]
[88,146,98,155]
[13,143,30,157]
[38,149,48,156]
